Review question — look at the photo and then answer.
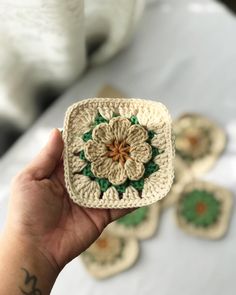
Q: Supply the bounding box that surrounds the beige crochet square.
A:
[175,180,233,240]
[107,203,160,240]
[63,98,174,208]
[161,157,193,209]
[174,113,227,177]
[81,232,139,279]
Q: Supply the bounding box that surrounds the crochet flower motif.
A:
[84,117,152,185]
[81,231,139,278]
[179,189,221,228]
[117,207,149,227]
[64,98,174,209]
[83,234,124,265]
[175,127,210,161]
[173,114,226,177]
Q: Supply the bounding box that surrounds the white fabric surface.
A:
[0,0,144,127]
[0,0,236,294]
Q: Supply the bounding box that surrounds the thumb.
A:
[24,129,64,180]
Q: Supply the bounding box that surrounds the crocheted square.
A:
[161,157,192,209]
[175,180,233,239]
[173,113,226,176]
[107,203,160,240]
[63,98,174,208]
[81,232,139,279]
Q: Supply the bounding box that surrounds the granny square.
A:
[107,203,160,240]
[174,113,226,176]
[175,180,233,239]
[81,232,139,279]
[63,98,174,208]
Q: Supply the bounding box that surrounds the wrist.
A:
[0,231,59,295]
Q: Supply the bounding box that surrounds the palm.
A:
[5,129,132,273]
[9,156,129,271]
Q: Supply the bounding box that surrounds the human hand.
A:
[0,129,131,294]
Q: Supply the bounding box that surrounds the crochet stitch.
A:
[174,113,226,177]
[176,180,233,239]
[107,203,160,240]
[63,98,174,208]
[81,232,139,279]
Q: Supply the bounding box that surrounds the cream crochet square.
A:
[63,98,174,208]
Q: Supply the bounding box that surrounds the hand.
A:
[3,129,131,275]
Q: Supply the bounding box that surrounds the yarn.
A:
[63,98,174,208]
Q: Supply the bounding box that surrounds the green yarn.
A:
[96,178,111,192]
[94,113,108,125]
[130,115,139,125]
[79,150,86,160]
[180,190,221,227]
[114,181,129,193]
[117,207,149,227]
[151,146,160,159]
[144,161,159,178]
[82,130,93,142]
[82,164,95,178]
[78,114,164,197]
[148,130,156,140]
[129,179,144,191]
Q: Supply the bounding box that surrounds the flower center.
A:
[195,202,207,215]
[106,141,131,166]
[96,238,108,249]
[187,134,200,147]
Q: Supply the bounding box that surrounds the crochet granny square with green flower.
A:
[63,98,174,209]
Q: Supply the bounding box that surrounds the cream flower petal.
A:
[92,123,114,144]
[122,186,140,201]
[72,158,87,173]
[108,161,127,185]
[126,125,148,146]
[73,174,101,200]
[151,132,166,151]
[125,159,145,180]
[130,142,152,163]
[118,106,136,118]
[71,136,84,154]
[84,140,107,162]
[74,108,97,135]
[109,117,131,142]
[136,106,163,130]
[91,157,113,178]
[103,186,120,201]
[98,106,115,120]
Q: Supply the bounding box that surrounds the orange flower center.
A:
[195,202,207,215]
[96,238,108,248]
[106,141,131,166]
[187,135,200,147]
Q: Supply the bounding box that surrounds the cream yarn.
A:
[63,98,174,208]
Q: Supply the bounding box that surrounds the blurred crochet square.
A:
[176,180,233,239]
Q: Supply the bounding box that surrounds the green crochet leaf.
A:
[144,161,159,178]
[130,115,139,125]
[82,130,93,142]
[117,207,149,227]
[79,150,86,160]
[82,163,95,179]
[114,181,129,193]
[96,178,111,192]
[148,130,156,140]
[151,146,160,159]
[94,112,108,125]
[130,179,144,191]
